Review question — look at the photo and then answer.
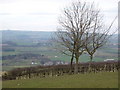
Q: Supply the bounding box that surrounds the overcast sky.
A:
[0,0,118,31]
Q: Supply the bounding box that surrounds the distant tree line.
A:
[2,47,15,52]
[2,53,46,60]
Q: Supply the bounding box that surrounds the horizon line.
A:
[0,29,57,32]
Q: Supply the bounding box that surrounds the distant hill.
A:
[1,30,54,46]
[1,30,118,45]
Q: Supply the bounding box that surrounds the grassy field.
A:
[2,72,118,88]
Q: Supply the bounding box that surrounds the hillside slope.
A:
[3,72,118,88]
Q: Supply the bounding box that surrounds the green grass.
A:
[101,47,118,54]
[2,51,19,56]
[2,72,118,88]
[2,66,31,71]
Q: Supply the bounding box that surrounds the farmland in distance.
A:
[1,30,118,71]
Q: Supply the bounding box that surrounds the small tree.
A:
[84,16,117,72]
[84,15,117,62]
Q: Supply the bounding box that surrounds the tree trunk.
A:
[74,56,79,74]
[89,55,93,73]
[70,55,74,74]
[90,55,93,62]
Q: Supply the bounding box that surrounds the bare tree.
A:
[84,17,117,62]
[54,1,117,73]
[53,30,76,73]
[84,16,117,72]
